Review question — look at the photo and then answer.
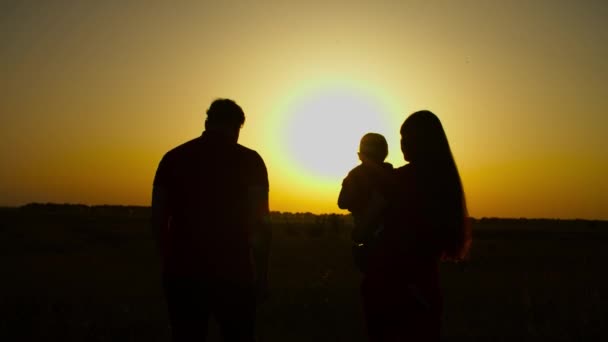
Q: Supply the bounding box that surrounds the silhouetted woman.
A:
[361,110,471,341]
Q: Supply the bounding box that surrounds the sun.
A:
[281,87,394,182]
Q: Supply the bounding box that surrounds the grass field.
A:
[1,206,607,341]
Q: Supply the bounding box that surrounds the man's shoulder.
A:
[161,138,265,166]
[235,143,259,156]
[235,144,268,186]
[154,138,203,185]
[163,137,203,161]
[235,143,265,164]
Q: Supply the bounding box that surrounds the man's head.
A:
[358,133,388,164]
[205,99,245,142]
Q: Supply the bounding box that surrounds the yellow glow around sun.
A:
[264,79,402,213]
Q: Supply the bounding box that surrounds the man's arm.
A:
[151,186,170,255]
[248,185,271,301]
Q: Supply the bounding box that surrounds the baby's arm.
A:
[338,173,359,211]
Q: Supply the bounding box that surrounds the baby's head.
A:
[358,133,388,163]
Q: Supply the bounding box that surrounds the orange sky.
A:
[1,1,607,219]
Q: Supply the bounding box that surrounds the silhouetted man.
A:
[152,99,270,342]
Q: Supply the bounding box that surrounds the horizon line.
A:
[2,202,606,222]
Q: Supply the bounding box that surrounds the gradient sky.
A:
[1,1,607,219]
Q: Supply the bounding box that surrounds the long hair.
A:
[400,110,471,261]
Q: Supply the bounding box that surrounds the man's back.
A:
[152,98,268,342]
[154,130,268,282]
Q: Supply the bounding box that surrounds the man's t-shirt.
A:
[153,131,269,283]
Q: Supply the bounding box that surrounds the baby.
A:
[338,133,393,271]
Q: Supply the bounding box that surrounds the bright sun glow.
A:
[281,87,393,182]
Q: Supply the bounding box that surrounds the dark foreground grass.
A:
[0,208,607,341]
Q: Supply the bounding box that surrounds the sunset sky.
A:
[1,1,607,219]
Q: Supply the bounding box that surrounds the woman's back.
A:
[362,164,444,342]
[377,165,444,261]
[360,110,470,342]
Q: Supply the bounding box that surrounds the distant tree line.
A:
[12,203,607,227]
[19,203,150,218]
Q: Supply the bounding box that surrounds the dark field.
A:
[1,206,607,341]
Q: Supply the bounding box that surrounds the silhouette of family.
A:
[152,98,472,342]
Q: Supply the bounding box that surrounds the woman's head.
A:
[400,110,451,164]
[400,110,471,261]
